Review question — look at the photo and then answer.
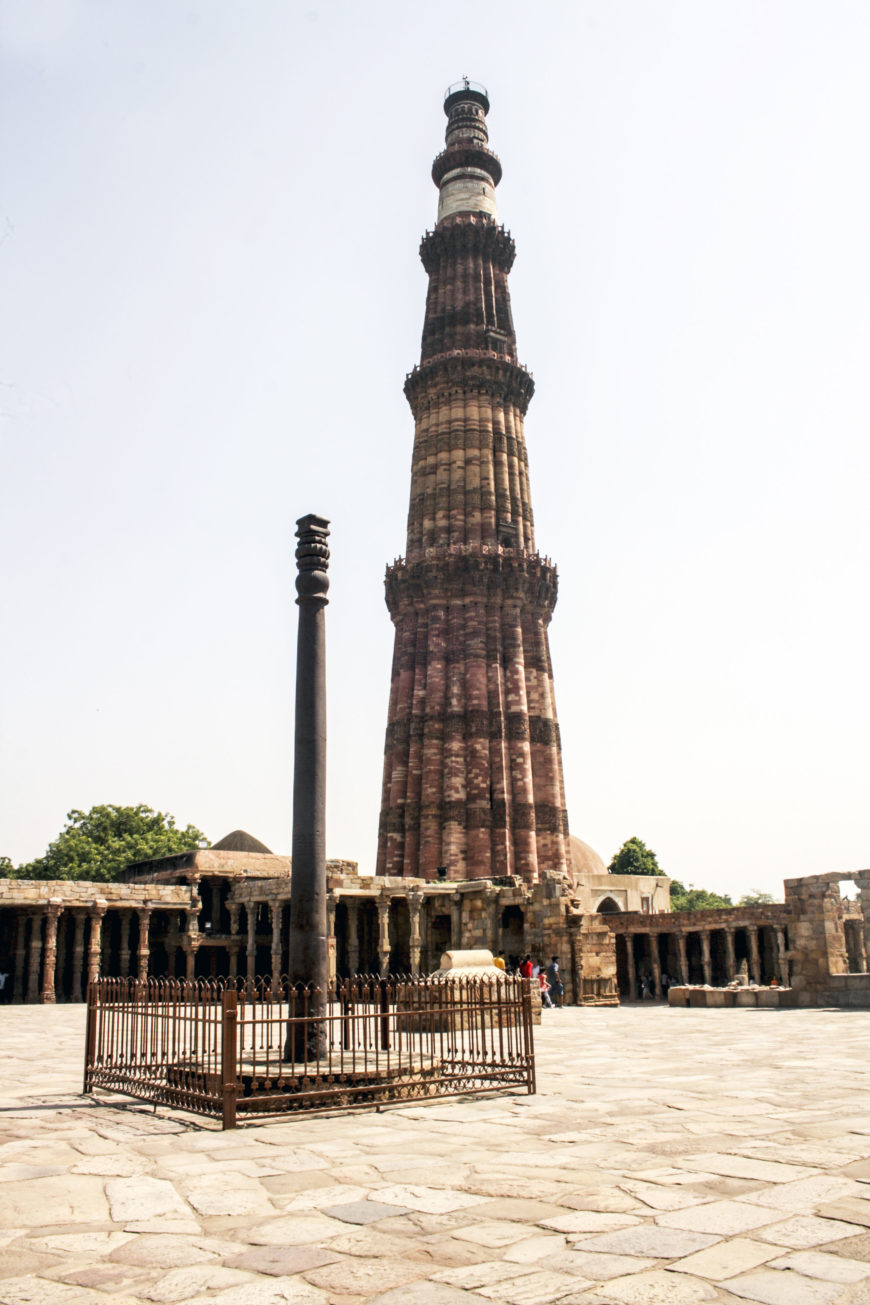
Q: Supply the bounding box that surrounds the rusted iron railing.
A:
[83,975,535,1128]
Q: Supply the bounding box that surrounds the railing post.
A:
[221,988,238,1130]
[379,978,391,1052]
[521,977,536,1095]
[83,980,98,1094]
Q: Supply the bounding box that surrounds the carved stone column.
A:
[26,911,43,1004]
[346,898,359,976]
[271,901,284,985]
[489,887,501,955]
[246,903,257,989]
[87,903,107,988]
[624,931,636,1000]
[184,938,200,980]
[775,927,790,986]
[71,911,87,1001]
[676,932,689,985]
[408,890,423,976]
[377,895,391,976]
[55,911,67,1001]
[724,926,736,982]
[13,913,27,1001]
[326,893,337,983]
[119,911,132,978]
[137,908,152,981]
[649,933,662,998]
[228,903,240,938]
[747,924,761,985]
[450,892,462,950]
[41,903,62,1004]
[700,930,712,986]
[857,878,870,974]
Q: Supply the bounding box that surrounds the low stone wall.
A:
[668,985,798,1009]
[817,974,870,1008]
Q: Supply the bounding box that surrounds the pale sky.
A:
[2,0,868,901]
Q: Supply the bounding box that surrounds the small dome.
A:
[569,835,607,883]
[211,830,273,854]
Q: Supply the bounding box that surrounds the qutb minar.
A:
[377,80,571,886]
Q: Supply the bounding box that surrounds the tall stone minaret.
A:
[376,81,570,887]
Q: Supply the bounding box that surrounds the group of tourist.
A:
[510,954,564,1008]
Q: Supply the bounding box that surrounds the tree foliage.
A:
[738,890,775,906]
[10,805,208,882]
[670,879,734,911]
[608,836,661,878]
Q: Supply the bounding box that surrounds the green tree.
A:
[0,855,13,877]
[608,836,661,877]
[670,879,734,911]
[738,890,775,906]
[14,805,208,882]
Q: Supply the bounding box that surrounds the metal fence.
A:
[83,974,535,1128]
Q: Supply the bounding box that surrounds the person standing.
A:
[546,956,563,1008]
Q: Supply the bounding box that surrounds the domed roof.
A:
[568,835,607,883]
[211,830,273,854]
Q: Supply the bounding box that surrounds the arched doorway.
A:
[501,905,525,969]
[596,897,622,915]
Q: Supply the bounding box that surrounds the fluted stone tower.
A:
[377,81,570,888]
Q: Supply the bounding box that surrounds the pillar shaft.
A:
[724,926,736,981]
[624,931,636,1000]
[649,933,661,997]
[137,910,152,981]
[119,911,132,978]
[87,906,106,988]
[288,514,330,1017]
[747,924,761,984]
[26,913,43,1004]
[700,930,712,986]
[41,905,62,1004]
[71,912,86,1002]
[676,932,688,985]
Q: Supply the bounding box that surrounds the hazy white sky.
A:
[2,0,868,900]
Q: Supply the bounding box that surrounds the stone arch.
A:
[595,896,622,914]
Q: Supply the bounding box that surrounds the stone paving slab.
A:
[3,1006,870,1304]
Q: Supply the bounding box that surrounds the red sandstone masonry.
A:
[377,89,570,887]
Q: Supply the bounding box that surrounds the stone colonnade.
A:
[610,915,791,1000]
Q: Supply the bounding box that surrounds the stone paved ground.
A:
[2,1006,870,1305]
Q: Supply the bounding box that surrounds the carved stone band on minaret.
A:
[377,84,570,889]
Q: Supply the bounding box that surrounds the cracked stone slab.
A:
[225,1245,341,1276]
[140,1265,256,1302]
[725,1268,844,1304]
[654,1199,782,1235]
[374,1185,487,1214]
[677,1155,820,1183]
[430,1261,537,1289]
[742,1175,864,1212]
[667,1237,776,1279]
[755,1214,866,1249]
[768,1249,870,1283]
[242,1213,352,1245]
[322,1199,411,1224]
[106,1176,189,1223]
[303,1255,429,1295]
[541,1211,642,1234]
[0,1177,110,1227]
[451,1221,544,1248]
[185,1281,328,1305]
[588,1268,717,1303]
[475,1268,592,1303]
[573,1226,720,1258]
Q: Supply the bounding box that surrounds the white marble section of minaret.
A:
[437,171,498,221]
